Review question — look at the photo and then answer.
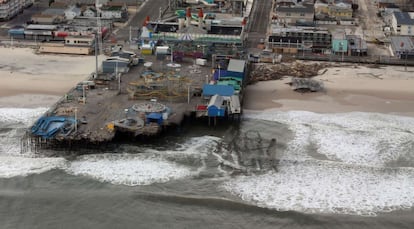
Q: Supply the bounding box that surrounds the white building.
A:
[100,2,127,22]
[391,12,414,36]
[65,6,81,20]
[0,0,21,20]
[82,7,97,17]
[0,0,34,20]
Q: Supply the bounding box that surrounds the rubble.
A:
[249,61,331,84]
[290,77,325,93]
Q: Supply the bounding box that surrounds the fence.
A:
[296,53,414,66]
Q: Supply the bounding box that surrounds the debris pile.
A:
[250,61,330,83]
[290,77,325,92]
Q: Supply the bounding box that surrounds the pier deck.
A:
[34,54,213,145]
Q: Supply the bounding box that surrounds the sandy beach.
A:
[244,63,414,117]
[0,47,413,116]
[0,47,104,108]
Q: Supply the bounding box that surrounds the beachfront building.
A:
[314,0,330,19]
[346,35,368,56]
[390,11,414,36]
[100,2,128,22]
[54,0,110,5]
[0,0,34,20]
[82,7,97,17]
[389,36,414,59]
[273,1,315,25]
[377,0,398,9]
[31,14,61,24]
[332,39,348,56]
[267,25,332,53]
[65,6,82,20]
[314,0,354,22]
[328,0,353,20]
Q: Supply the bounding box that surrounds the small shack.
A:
[141,44,153,55]
[207,95,225,117]
[102,59,130,73]
[226,59,246,79]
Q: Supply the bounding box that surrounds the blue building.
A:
[207,95,225,117]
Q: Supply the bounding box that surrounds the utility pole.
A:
[96,0,103,55]
[116,60,121,94]
[187,83,191,104]
[95,34,98,78]
[401,41,408,72]
[129,26,132,42]
[74,107,78,133]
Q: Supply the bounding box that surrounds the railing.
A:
[295,53,414,66]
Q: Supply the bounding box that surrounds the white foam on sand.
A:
[66,154,195,186]
[225,111,414,215]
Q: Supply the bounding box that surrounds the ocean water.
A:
[0,107,413,229]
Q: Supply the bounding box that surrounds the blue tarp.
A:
[202,84,234,97]
[146,112,163,125]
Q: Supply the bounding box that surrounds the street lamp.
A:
[339,42,344,62]
[401,41,408,72]
[74,107,78,133]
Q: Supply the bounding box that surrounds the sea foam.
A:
[0,108,67,178]
[67,154,195,186]
[244,111,414,166]
[223,160,414,216]
[0,156,67,178]
[66,137,221,186]
[225,111,414,215]
[0,107,48,126]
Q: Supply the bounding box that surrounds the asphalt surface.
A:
[114,0,169,43]
[245,0,273,53]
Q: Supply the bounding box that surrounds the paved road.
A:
[114,0,169,43]
[245,0,273,52]
[358,0,385,40]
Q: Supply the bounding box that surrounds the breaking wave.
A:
[0,107,47,127]
[66,154,194,186]
[223,160,414,216]
[224,111,414,216]
[0,107,67,178]
[0,156,67,178]
[244,111,414,166]
[66,136,220,186]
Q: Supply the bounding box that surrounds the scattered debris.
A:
[249,61,331,84]
[289,77,325,93]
